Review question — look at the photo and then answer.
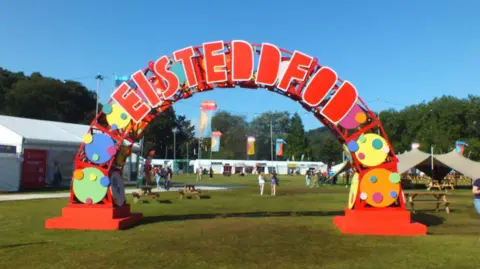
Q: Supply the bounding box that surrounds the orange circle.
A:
[355,112,367,124]
[73,169,84,180]
[359,168,400,208]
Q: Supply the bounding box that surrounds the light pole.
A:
[270,117,273,163]
[172,127,178,173]
[95,73,104,116]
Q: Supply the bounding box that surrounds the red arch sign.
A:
[45,40,426,236]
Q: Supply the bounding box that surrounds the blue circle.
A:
[370,176,377,183]
[372,139,383,150]
[84,133,115,164]
[347,141,359,152]
[390,191,398,198]
[111,124,118,130]
[102,104,113,115]
[120,113,128,120]
[100,176,110,187]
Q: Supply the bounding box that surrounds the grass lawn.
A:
[0,174,479,269]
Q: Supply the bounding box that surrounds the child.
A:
[258,172,266,195]
[271,172,278,196]
[305,170,311,186]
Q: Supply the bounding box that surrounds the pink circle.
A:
[339,105,362,129]
[86,198,93,205]
[372,192,383,203]
[358,152,365,159]
[107,146,117,156]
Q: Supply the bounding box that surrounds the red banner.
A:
[21,149,47,188]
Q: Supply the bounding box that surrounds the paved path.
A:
[0,186,230,202]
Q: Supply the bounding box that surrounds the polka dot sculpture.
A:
[72,167,109,204]
[84,133,117,164]
[46,40,426,235]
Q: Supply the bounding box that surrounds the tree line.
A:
[1,67,479,162]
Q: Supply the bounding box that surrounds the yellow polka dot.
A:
[83,134,93,144]
[106,104,131,129]
[355,133,388,167]
[90,174,97,181]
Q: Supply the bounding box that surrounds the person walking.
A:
[53,161,63,187]
[209,167,214,180]
[166,166,173,191]
[270,172,279,196]
[155,166,162,190]
[258,172,266,195]
[196,167,202,181]
[305,170,311,187]
[472,177,480,214]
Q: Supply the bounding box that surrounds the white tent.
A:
[0,115,141,189]
[0,147,22,192]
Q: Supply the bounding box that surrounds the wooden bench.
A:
[132,185,160,204]
[426,180,443,191]
[178,185,201,200]
[404,192,452,214]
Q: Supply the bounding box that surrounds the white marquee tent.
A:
[0,115,140,191]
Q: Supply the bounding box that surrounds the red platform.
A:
[333,207,427,236]
[45,204,143,230]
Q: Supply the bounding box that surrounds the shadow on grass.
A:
[138,210,345,226]
[411,212,445,227]
[0,242,47,249]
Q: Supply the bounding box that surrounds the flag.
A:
[114,74,130,87]
[455,141,468,156]
[275,139,286,156]
[247,136,256,155]
[199,101,217,138]
[211,131,222,152]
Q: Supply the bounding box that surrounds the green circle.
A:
[73,168,108,204]
[389,173,401,184]
[92,154,99,161]
[358,135,367,143]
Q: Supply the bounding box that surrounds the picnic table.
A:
[178,185,201,199]
[132,185,159,204]
[404,191,452,214]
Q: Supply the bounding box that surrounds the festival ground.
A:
[0,174,478,269]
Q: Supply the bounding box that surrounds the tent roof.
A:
[329,161,349,179]
[434,150,480,179]
[397,149,431,174]
[0,115,140,151]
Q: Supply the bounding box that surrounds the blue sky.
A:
[0,0,479,132]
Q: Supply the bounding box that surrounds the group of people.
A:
[137,163,173,190]
[303,168,353,188]
[196,167,214,181]
[257,172,279,196]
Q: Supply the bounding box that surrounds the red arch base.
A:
[45,40,426,235]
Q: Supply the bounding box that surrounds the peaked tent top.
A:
[397,149,431,174]
[434,150,480,180]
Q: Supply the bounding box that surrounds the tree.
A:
[211,111,249,159]
[249,111,290,160]
[142,107,177,159]
[1,69,96,123]
[284,113,306,160]
[175,115,196,159]
[306,127,342,163]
